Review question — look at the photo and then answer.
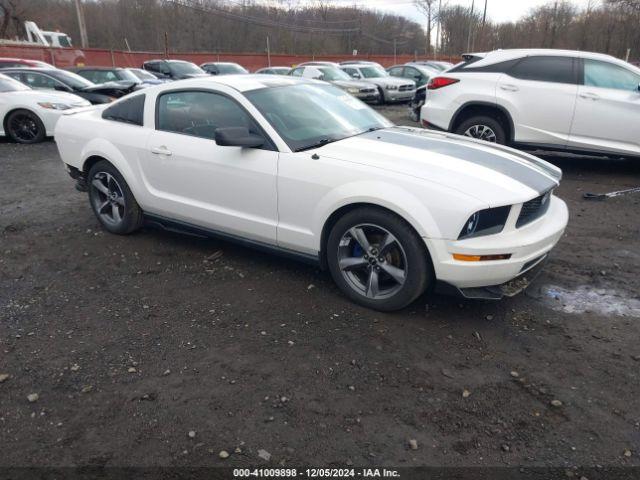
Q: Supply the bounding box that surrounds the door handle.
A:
[579,92,600,101]
[150,146,172,156]
[500,84,519,92]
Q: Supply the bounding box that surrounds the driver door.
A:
[141,89,279,244]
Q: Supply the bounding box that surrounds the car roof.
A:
[203,61,242,65]
[1,67,57,73]
[466,48,625,66]
[69,66,122,71]
[144,59,193,64]
[153,74,315,92]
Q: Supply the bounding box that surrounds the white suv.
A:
[420,49,640,157]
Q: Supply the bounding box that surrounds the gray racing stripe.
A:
[364,128,559,194]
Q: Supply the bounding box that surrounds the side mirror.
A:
[351,73,361,79]
[54,84,70,92]
[215,127,264,148]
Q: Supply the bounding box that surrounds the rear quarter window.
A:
[102,94,146,126]
[508,56,576,84]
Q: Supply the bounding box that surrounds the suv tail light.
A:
[428,77,460,90]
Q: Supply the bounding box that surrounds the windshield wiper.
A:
[295,137,339,152]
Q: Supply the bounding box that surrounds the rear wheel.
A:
[455,115,506,145]
[5,109,46,144]
[87,160,143,235]
[326,207,433,311]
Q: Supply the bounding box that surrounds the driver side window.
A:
[584,60,640,91]
[22,72,63,90]
[156,90,258,141]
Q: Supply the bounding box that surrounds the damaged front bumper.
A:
[437,254,548,300]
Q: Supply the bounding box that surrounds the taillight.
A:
[428,77,460,90]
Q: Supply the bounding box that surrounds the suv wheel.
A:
[87,160,143,235]
[455,115,506,145]
[326,207,433,311]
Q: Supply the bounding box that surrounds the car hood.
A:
[81,80,137,95]
[319,126,562,207]
[331,79,375,90]
[16,89,89,105]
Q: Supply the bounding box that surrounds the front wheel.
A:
[455,115,506,145]
[326,208,433,311]
[5,109,46,144]
[87,160,143,235]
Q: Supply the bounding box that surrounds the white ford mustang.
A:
[55,75,569,311]
[0,73,90,144]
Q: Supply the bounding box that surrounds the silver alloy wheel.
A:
[90,172,125,226]
[464,124,497,142]
[337,224,408,300]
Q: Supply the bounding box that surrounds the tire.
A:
[326,207,433,312]
[455,115,507,145]
[87,160,143,235]
[5,109,46,144]
[376,87,386,105]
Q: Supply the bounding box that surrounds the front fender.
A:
[313,180,444,244]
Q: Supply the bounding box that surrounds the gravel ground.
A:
[1,104,639,471]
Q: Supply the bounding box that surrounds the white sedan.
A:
[54,75,569,311]
[0,73,90,144]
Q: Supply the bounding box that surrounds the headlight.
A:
[37,102,73,110]
[385,85,399,90]
[458,206,511,240]
[346,87,360,94]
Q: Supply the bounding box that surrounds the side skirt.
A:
[143,213,321,268]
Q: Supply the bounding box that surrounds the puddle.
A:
[540,285,640,318]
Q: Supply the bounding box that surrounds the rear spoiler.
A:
[461,52,488,62]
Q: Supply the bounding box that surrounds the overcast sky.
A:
[323,0,593,25]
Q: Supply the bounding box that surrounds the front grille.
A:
[399,84,414,91]
[516,190,552,228]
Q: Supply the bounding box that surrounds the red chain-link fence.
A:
[0,44,459,70]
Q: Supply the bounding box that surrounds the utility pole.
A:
[266,36,271,67]
[393,38,397,64]
[435,0,442,58]
[74,0,89,48]
[466,0,475,53]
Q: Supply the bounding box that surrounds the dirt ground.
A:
[1,103,639,473]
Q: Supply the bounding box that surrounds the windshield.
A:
[129,69,157,80]
[116,69,141,82]
[359,66,388,78]
[245,83,392,152]
[217,63,248,74]
[0,75,30,92]
[318,67,351,81]
[54,70,94,89]
[169,61,205,76]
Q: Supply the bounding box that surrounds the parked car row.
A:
[0,56,443,144]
